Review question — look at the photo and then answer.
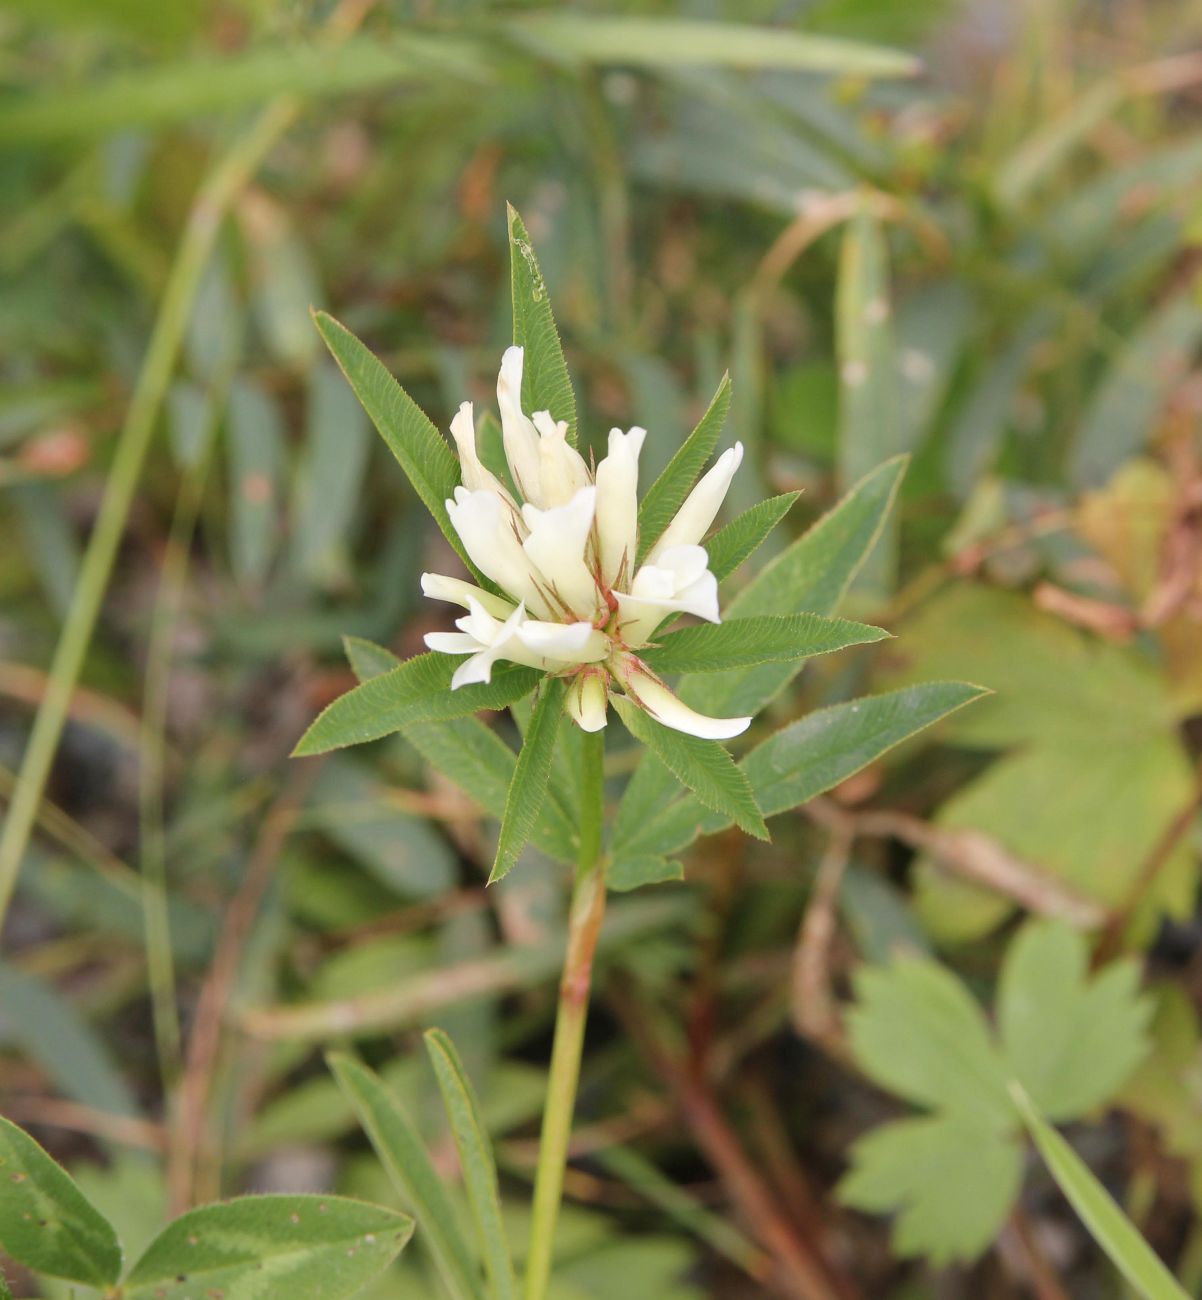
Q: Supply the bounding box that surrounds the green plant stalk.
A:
[524,728,607,1300]
[0,98,297,936]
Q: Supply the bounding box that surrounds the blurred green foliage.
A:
[2,0,1202,1296]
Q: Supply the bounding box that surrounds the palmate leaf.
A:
[293,654,539,756]
[328,1054,484,1300]
[839,1113,1023,1267]
[0,1114,122,1287]
[612,697,767,840]
[641,612,888,675]
[124,1195,412,1300]
[508,203,576,440]
[313,310,483,580]
[637,372,731,560]
[998,920,1152,1121]
[424,1030,518,1300]
[489,678,565,883]
[706,491,800,581]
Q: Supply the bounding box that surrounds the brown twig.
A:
[2,1095,167,1153]
[792,824,854,1059]
[168,758,322,1212]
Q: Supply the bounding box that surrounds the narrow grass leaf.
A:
[1012,1086,1191,1300]
[706,491,800,581]
[294,655,539,755]
[490,679,565,883]
[508,204,576,440]
[328,1054,484,1300]
[638,373,731,559]
[313,311,481,578]
[507,15,920,77]
[124,1195,413,1300]
[0,1115,122,1287]
[641,613,888,675]
[613,696,767,840]
[424,1030,518,1300]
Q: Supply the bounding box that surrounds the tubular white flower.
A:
[533,410,591,506]
[521,486,599,620]
[424,600,547,689]
[449,402,514,501]
[616,654,750,740]
[445,486,552,617]
[647,441,744,562]
[594,426,646,588]
[615,544,720,647]
[421,572,516,620]
[496,346,543,503]
[566,669,609,732]
[517,619,608,663]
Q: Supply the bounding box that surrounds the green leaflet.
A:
[839,1113,1023,1267]
[705,491,800,581]
[293,654,539,756]
[328,1054,484,1300]
[640,612,888,675]
[608,854,683,892]
[508,203,576,441]
[124,1195,413,1299]
[612,697,767,840]
[998,921,1153,1122]
[489,678,565,882]
[614,456,907,852]
[617,682,986,862]
[0,1114,122,1287]
[313,310,480,579]
[341,636,577,863]
[424,1030,518,1300]
[637,372,731,559]
[1012,1088,1191,1300]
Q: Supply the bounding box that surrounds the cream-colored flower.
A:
[424,351,749,739]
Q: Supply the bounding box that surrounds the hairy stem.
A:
[524,728,607,1300]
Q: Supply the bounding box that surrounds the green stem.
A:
[0,99,297,936]
[524,728,607,1300]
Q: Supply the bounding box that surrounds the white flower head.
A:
[424,352,748,739]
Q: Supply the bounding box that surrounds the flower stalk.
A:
[524,727,607,1300]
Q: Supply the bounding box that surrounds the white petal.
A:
[533,410,592,506]
[647,442,744,562]
[424,631,479,655]
[421,572,516,620]
[521,486,600,619]
[619,657,750,740]
[445,486,552,616]
[497,346,542,504]
[449,402,515,501]
[594,426,646,588]
[445,600,547,688]
[566,671,609,732]
[518,619,609,663]
[616,546,720,646]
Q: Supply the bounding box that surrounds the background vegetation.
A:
[1,0,1201,1296]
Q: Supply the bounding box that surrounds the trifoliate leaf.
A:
[847,958,1012,1127]
[839,1113,1022,1266]
[998,919,1153,1121]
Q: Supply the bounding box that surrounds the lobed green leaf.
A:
[424,1030,518,1300]
[641,612,888,676]
[293,654,539,756]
